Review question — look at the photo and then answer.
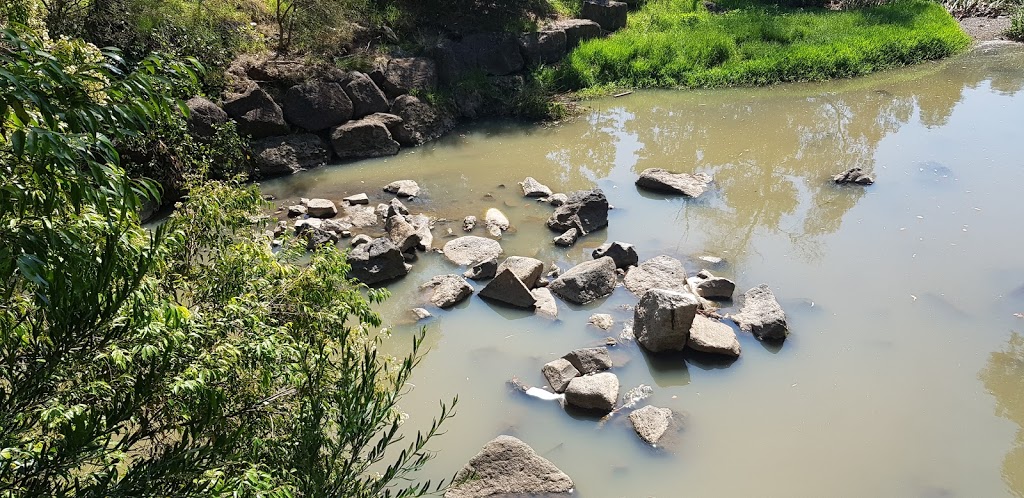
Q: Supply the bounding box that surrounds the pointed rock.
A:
[479,269,536,308]
[496,256,545,289]
[629,405,674,445]
[409,214,433,251]
[548,257,617,304]
[385,214,421,252]
[624,255,689,296]
[542,358,579,393]
[688,315,740,357]
[421,274,474,308]
[553,228,578,247]
[444,436,574,498]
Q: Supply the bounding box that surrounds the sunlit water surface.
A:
[261,42,1024,497]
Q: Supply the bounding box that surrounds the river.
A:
[260,41,1024,497]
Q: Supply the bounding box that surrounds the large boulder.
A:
[542,358,579,393]
[593,241,639,269]
[421,274,474,308]
[444,436,574,498]
[687,269,736,300]
[343,72,389,119]
[185,96,228,137]
[564,372,619,412]
[546,188,609,234]
[443,236,503,266]
[688,315,741,357]
[250,134,330,177]
[633,289,699,352]
[629,405,674,445]
[582,0,629,31]
[330,116,401,159]
[518,30,567,66]
[222,81,290,138]
[347,238,409,284]
[624,255,689,296]
[377,57,438,98]
[385,213,421,252]
[730,284,788,341]
[636,168,713,197]
[390,95,454,146]
[479,269,536,309]
[563,347,612,374]
[550,19,602,49]
[548,257,617,304]
[282,81,353,132]
[496,256,544,288]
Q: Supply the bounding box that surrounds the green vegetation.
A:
[0,28,452,497]
[1010,5,1024,40]
[561,0,970,89]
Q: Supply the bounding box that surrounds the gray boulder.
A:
[479,269,536,309]
[250,134,330,177]
[496,256,545,288]
[564,372,619,412]
[421,274,474,308]
[222,81,290,138]
[546,188,609,234]
[385,214,421,252]
[548,257,617,304]
[633,289,699,352]
[409,214,433,250]
[444,435,573,498]
[629,405,674,445]
[593,241,639,269]
[563,347,613,374]
[624,255,689,296]
[688,269,736,300]
[464,259,498,280]
[390,94,454,146]
[688,315,741,357]
[636,168,713,197]
[330,116,401,159]
[542,358,579,393]
[343,72,389,119]
[305,198,337,218]
[443,236,503,265]
[553,228,579,247]
[520,176,553,197]
[339,204,379,228]
[347,238,409,284]
[185,96,228,137]
[531,287,558,318]
[834,167,875,185]
[378,57,438,98]
[582,0,629,31]
[383,179,420,198]
[550,19,602,49]
[730,284,788,341]
[518,30,567,65]
[282,81,353,132]
[387,198,409,216]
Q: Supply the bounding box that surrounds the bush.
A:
[1009,5,1024,40]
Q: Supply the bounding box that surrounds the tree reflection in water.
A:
[980,332,1024,497]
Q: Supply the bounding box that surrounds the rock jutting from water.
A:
[833,167,875,185]
[542,358,580,393]
[546,188,609,234]
[548,257,617,304]
[629,405,675,446]
[385,213,421,252]
[478,269,537,308]
[730,284,789,342]
[496,256,545,289]
[444,435,574,498]
[520,176,553,197]
[343,193,369,205]
[593,241,639,269]
[347,237,409,284]
[442,236,503,265]
[564,371,619,412]
[633,289,699,352]
[687,315,741,357]
[463,258,498,281]
[553,228,579,247]
[624,255,690,296]
[383,179,421,198]
[411,307,432,321]
[420,274,474,308]
[687,269,736,300]
[636,168,713,197]
[563,346,613,374]
[531,287,558,318]
[305,198,338,218]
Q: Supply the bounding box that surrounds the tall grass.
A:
[562,0,970,89]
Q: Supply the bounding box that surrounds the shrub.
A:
[1009,5,1024,40]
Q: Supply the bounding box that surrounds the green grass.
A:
[561,0,971,89]
[1010,6,1024,40]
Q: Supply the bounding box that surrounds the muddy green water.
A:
[260,42,1024,496]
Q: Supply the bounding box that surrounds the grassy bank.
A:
[561,0,971,89]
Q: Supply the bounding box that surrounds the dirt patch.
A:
[959,16,1013,41]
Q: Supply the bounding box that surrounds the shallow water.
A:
[260,42,1024,497]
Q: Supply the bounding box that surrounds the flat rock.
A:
[383,179,421,198]
[548,257,617,304]
[411,307,432,321]
[633,289,699,352]
[688,315,740,357]
[443,236,503,266]
[479,269,536,308]
[339,204,379,228]
[629,405,674,445]
[305,198,337,218]
[343,193,369,205]
[564,372,619,413]
[687,269,736,300]
[549,19,602,49]
[520,177,553,197]
[563,347,612,374]
[636,168,712,197]
[531,287,558,318]
[730,284,788,342]
[588,313,614,330]
[497,256,545,288]
[421,274,474,308]
[624,255,689,296]
[593,241,639,269]
[542,358,579,393]
[444,435,573,498]
[464,258,498,280]
[553,228,578,247]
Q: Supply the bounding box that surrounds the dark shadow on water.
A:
[477,295,539,321]
[638,348,691,387]
[563,403,613,422]
[682,349,739,371]
[757,336,786,354]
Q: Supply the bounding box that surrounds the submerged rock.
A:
[421,274,474,308]
[688,315,740,357]
[629,405,674,445]
[588,313,614,331]
[636,168,713,197]
[443,236,503,266]
[496,256,545,288]
[633,289,699,352]
[730,284,788,341]
[479,269,537,308]
[624,255,689,296]
[833,167,875,185]
[564,372,619,412]
[444,435,574,498]
[542,358,579,393]
[520,176,553,197]
[548,257,617,304]
[343,193,370,205]
[593,241,639,269]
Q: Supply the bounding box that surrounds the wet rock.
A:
[383,179,421,198]
[834,167,875,185]
[251,134,330,177]
[409,214,433,250]
[588,313,614,330]
[464,258,498,281]
[629,405,674,445]
[520,176,553,198]
[542,358,579,393]
[624,255,689,296]
[547,264,562,278]
[688,315,740,357]
[593,241,639,269]
[518,30,567,66]
[378,57,438,98]
[479,269,536,309]
[548,193,569,206]
[421,274,474,308]
[563,347,613,374]
[485,208,510,237]
[633,289,699,352]
[636,168,713,197]
[730,284,788,342]
[444,435,573,498]
[550,19,602,49]
[411,307,432,321]
[343,72,389,119]
[330,116,400,159]
[546,188,609,234]
[463,215,477,232]
[343,193,369,205]
[548,257,617,304]
[582,0,628,31]
[496,256,545,288]
[443,236,503,265]
[185,96,228,137]
[564,372,619,412]
[351,234,372,246]
[287,204,307,217]
[222,81,290,138]
[306,198,338,218]
[553,228,579,247]
[347,238,409,284]
[390,94,454,146]
[687,269,736,300]
[385,213,421,252]
[340,204,379,228]
[387,198,409,216]
[282,80,353,132]
[531,287,558,318]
